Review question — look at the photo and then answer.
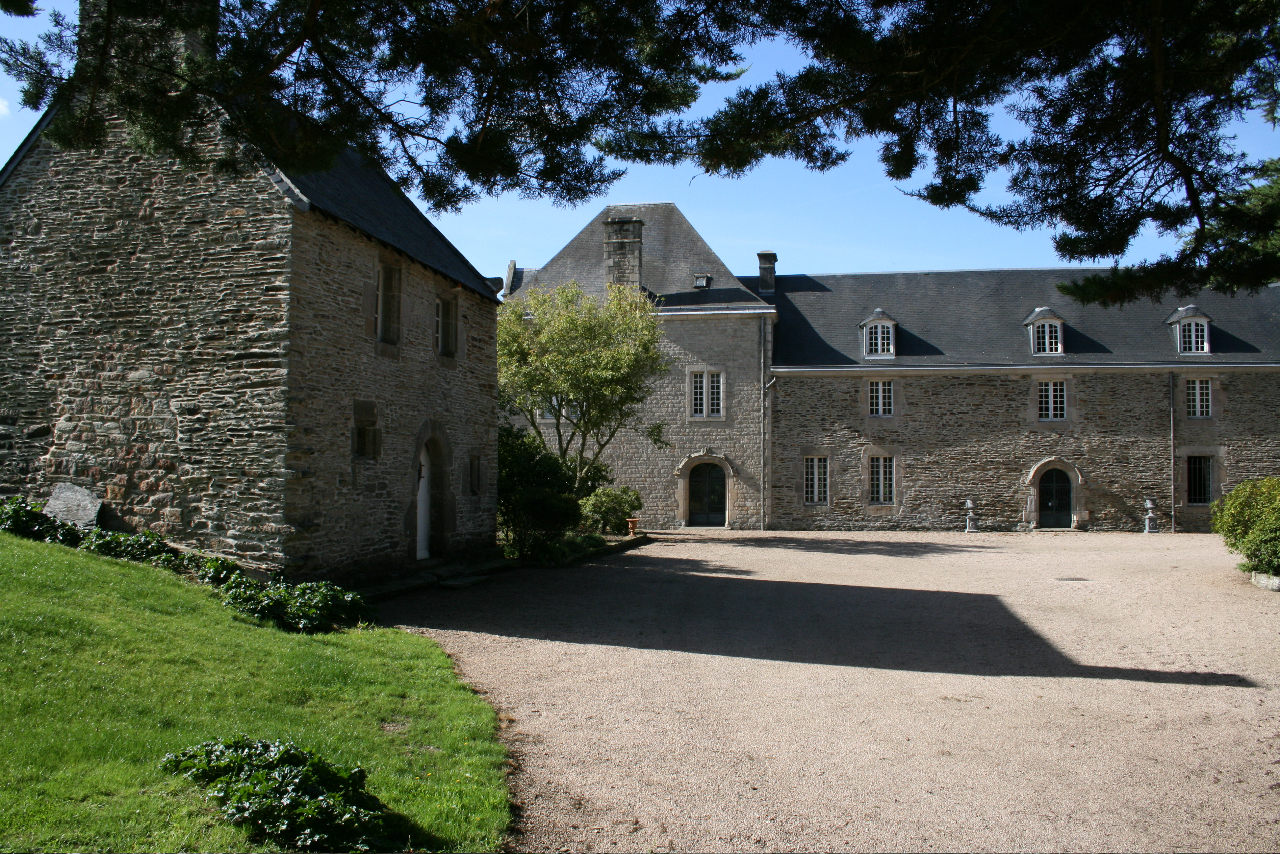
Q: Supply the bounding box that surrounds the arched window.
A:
[1023,307,1065,355]
[1166,306,1212,354]
[859,309,897,359]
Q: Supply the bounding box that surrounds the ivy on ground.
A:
[0,496,370,631]
[160,737,390,852]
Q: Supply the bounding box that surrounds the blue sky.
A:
[4,4,1278,280]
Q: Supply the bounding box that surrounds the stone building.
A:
[1,110,500,575]
[507,202,1280,532]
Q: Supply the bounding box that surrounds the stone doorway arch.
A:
[410,419,455,558]
[674,448,737,529]
[1023,457,1088,530]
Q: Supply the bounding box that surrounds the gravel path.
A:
[383,531,1280,852]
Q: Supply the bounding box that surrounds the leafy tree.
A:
[496,425,582,559]
[5,1,1280,303]
[611,0,1280,304]
[497,282,667,494]
[0,0,753,211]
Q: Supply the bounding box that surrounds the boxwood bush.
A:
[580,485,643,535]
[1213,477,1280,575]
[160,737,389,852]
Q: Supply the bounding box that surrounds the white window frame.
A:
[868,379,893,417]
[1187,378,1212,419]
[688,367,726,420]
[865,322,895,358]
[1179,320,1209,353]
[804,456,829,505]
[1037,380,1066,421]
[1032,321,1062,354]
[868,456,894,504]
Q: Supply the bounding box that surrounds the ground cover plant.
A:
[0,532,509,852]
[0,497,370,632]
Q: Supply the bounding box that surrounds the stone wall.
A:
[575,312,771,530]
[0,125,296,564]
[770,368,1280,532]
[283,211,498,577]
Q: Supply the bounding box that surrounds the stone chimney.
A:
[757,251,777,293]
[604,217,643,289]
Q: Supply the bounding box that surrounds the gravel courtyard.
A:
[383,531,1280,852]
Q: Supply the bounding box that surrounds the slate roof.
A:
[279,149,496,301]
[0,109,496,302]
[734,269,1280,367]
[508,203,767,310]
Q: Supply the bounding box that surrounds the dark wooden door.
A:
[688,463,726,526]
[1038,468,1072,529]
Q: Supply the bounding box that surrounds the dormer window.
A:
[1023,307,1064,355]
[1166,306,1212,354]
[694,274,711,289]
[859,309,897,359]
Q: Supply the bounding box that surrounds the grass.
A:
[0,532,509,852]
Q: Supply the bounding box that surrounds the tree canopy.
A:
[497,282,667,494]
[3,1,1279,304]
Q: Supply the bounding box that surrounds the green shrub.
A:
[219,572,372,633]
[580,486,643,535]
[497,426,582,558]
[149,550,242,584]
[1239,520,1280,576]
[160,737,389,852]
[79,529,174,562]
[1212,477,1280,553]
[0,496,83,546]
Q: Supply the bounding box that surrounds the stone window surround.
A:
[685,364,727,422]
[1022,456,1090,529]
[435,290,461,367]
[1174,445,1224,509]
[673,448,737,528]
[859,444,903,516]
[865,377,900,420]
[1025,374,1077,430]
[1178,373,1221,421]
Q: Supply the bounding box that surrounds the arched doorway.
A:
[688,462,727,526]
[416,437,449,559]
[416,447,431,559]
[1038,468,1072,529]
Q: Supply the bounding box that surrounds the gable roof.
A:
[280,149,496,301]
[509,202,766,310]
[0,109,496,302]
[736,268,1280,367]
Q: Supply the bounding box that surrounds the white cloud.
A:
[0,97,10,118]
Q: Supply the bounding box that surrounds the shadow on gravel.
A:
[385,552,1255,688]
[656,534,994,558]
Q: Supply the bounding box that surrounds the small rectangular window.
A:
[868,380,893,416]
[376,265,399,346]
[869,456,894,504]
[1187,378,1211,418]
[707,372,722,417]
[469,454,482,496]
[436,297,458,357]
[804,456,829,505]
[867,323,893,356]
[1034,322,1060,354]
[352,399,380,458]
[1180,320,1208,353]
[691,372,704,417]
[1038,380,1066,421]
[1187,456,1212,504]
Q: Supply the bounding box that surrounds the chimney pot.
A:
[757,251,777,292]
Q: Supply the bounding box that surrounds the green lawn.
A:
[0,532,509,852]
